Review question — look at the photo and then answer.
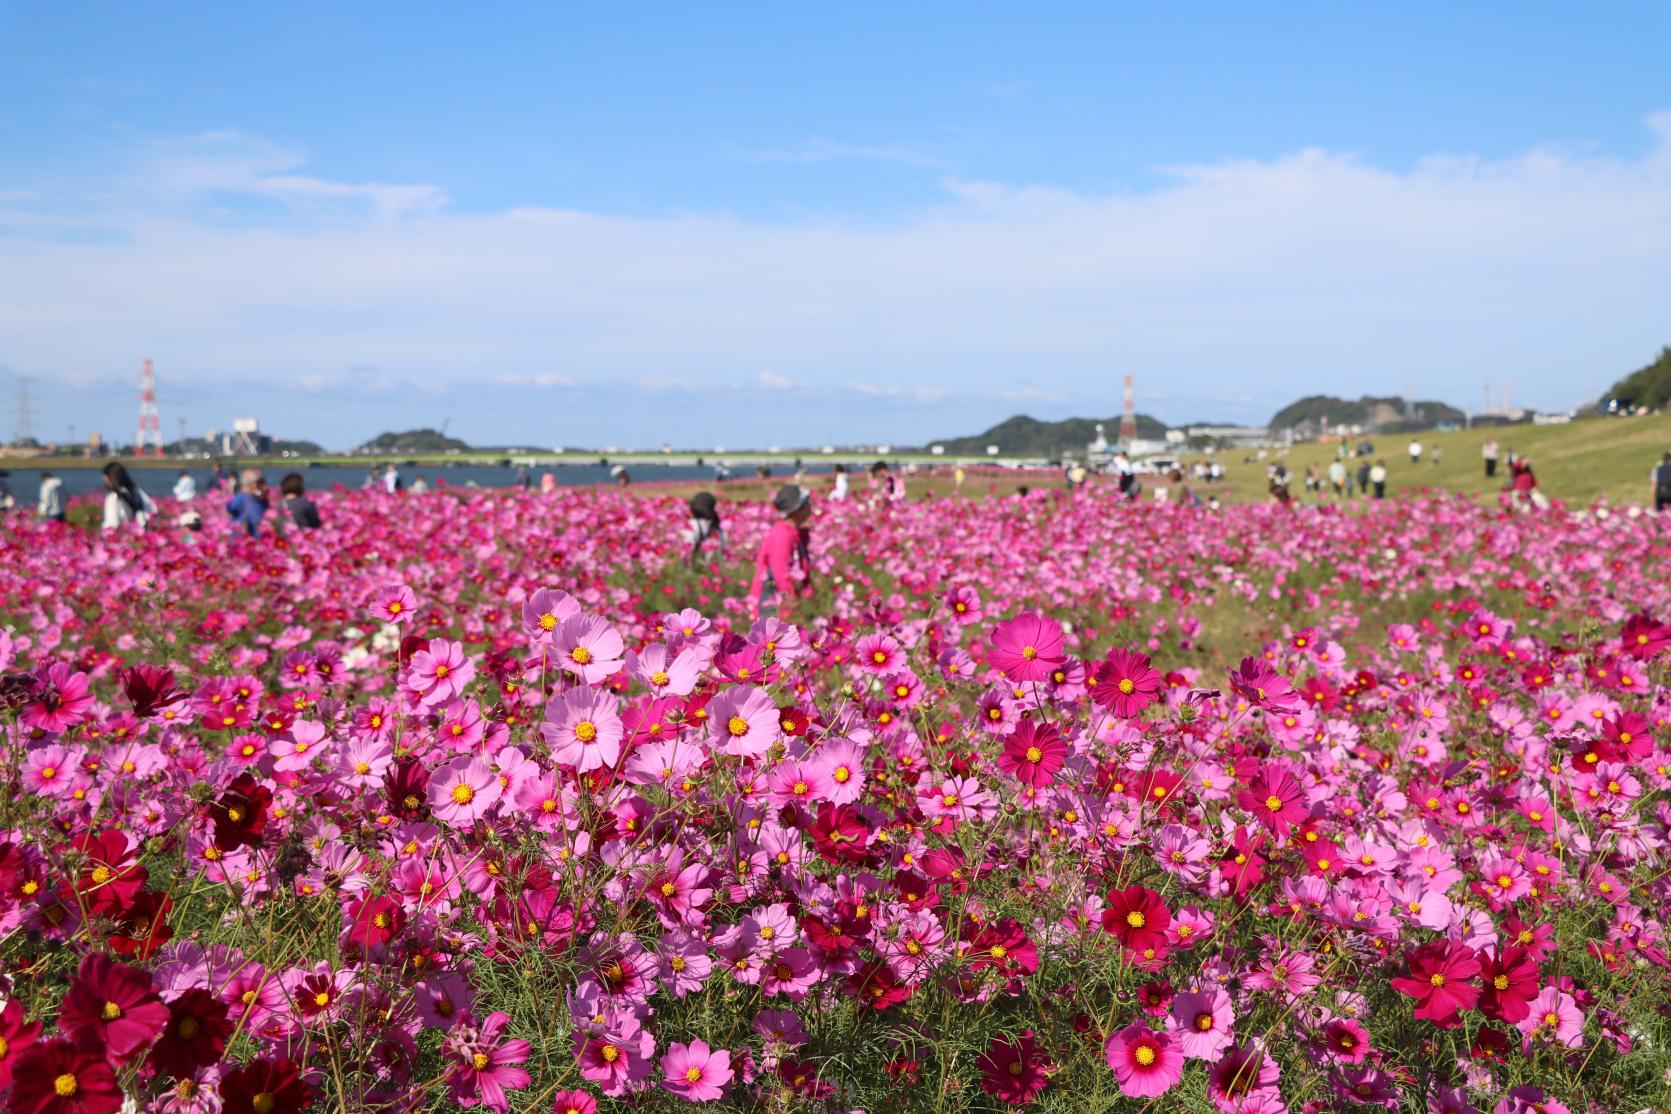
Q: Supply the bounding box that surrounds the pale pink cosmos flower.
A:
[626,643,703,697]
[372,584,417,626]
[555,614,625,684]
[23,743,85,799]
[660,1039,734,1102]
[707,686,780,758]
[1169,988,1234,1061]
[269,719,329,772]
[428,756,502,825]
[542,687,625,772]
[1517,987,1585,1047]
[408,638,475,707]
[916,776,997,824]
[812,738,867,805]
[523,587,581,644]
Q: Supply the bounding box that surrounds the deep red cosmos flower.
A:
[1620,612,1670,658]
[1390,941,1481,1026]
[58,952,169,1061]
[978,1031,1053,1104]
[209,773,273,852]
[996,719,1067,787]
[969,918,1039,977]
[847,962,913,1010]
[1235,764,1311,837]
[119,664,187,720]
[1477,946,1540,1023]
[148,988,233,1080]
[0,997,42,1089]
[1101,885,1171,954]
[1091,648,1163,718]
[106,890,174,960]
[10,1039,122,1114]
[808,803,872,864]
[1228,656,1302,711]
[70,830,147,919]
[219,1057,313,1114]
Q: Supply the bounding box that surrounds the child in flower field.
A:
[747,483,813,618]
[1,485,1671,1112]
[686,491,724,565]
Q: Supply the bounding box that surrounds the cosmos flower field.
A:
[2,483,1669,1114]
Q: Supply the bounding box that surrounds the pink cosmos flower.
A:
[989,612,1067,683]
[523,586,580,644]
[1092,648,1163,718]
[1236,764,1311,836]
[339,737,395,789]
[555,614,625,684]
[627,643,704,697]
[372,583,417,626]
[428,757,502,825]
[23,743,84,799]
[551,1091,598,1114]
[409,638,475,707]
[22,663,95,734]
[542,687,625,772]
[443,1011,531,1112]
[1170,987,1234,1061]
[812,737,867,804]
[707,685,780,758]
[660,1039,733,1102]
[268,719,329,772]
[853,632,906,674]
[1516,987,1584,1047]
[1229,656,1302,711]
[1105,1023,1183,1098]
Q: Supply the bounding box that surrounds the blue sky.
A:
[4,3,1670,450]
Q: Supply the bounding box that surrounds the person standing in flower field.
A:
[1483,438,1500,478]
[748,484,813,619]
[36,471,65,523]
[1369,459,1388,498]
[1651,451,1671,513]
[687,491,725,565]
[1407,439,1423,466]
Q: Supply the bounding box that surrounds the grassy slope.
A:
[1177,412,1671,508]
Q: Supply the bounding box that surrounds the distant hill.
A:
[935,413,1169,457]
[357,428,471,454]
[1269,395,1465,434]
[1603,347,1671,411]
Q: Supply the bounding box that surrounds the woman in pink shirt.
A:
[749,485,814,619]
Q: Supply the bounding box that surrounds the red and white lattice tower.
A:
[1119,373,1137,445]
[135,359,164,456]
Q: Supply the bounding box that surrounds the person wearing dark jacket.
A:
[1652,452,1671,513]
[226,470,270,537]
[280,472,322,529]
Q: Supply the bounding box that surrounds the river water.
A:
[0,460,861,502]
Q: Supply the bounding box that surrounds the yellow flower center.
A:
[685,1067,704,1083]
[102,1001,123,1020]
[451,783,475,804]
[1025,746,1042,763]
[1265,795,1283,811]
[1134,1045,1156,1066]
[1021,646,1037,660]
[55,1075,79,1098]
[472,1052,490,1070]
[1118,678,1136,694]
[1126,911,1146,928]
[1429,973,1445,987]
[575,721,598,743]
[727,715,750,738]
[1196,1014,1213,1031]
[571,646,593,665]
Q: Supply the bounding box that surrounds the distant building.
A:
[1185,425,1271,448]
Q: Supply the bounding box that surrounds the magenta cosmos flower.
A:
[1092,648,1163,718]
[21,663,95,734]
[1236,763,1311,837]
[428,756,503,825]
[371,583,417,625]
[996,719,1067,787]
[1105,1023,1183,1098]
[409,638,475,707]
[542,687,625,772]
[989,612,1066,683]
[1170,987,1234,1060]
[660,1039,734,1102]
[1389,941,1480,1027]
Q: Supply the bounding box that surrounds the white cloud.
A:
[7,114,1671,436]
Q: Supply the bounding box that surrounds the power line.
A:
[13,376,33,444]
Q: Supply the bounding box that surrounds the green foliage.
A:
[358,428,474,454]
[1267,395,1464,432]
[1605,346,1671,411]
[935,414,1169,457]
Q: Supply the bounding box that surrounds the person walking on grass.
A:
[1408,439,1423,467]
[1652,451,1671,513]
[1483,438,1500,479]
[748,484,814,620]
